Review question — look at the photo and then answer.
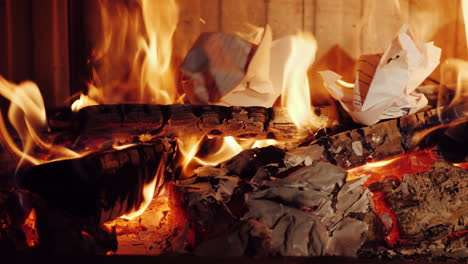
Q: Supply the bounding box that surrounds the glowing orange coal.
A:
[347,150,439,247]
[347,150,439,186]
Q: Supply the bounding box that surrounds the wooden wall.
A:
[0,0,70,108]
[175,0,466,78]
[170,0,466,103]
[0,0,466,107]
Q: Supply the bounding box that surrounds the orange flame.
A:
[23,208,38,247]
[178,136,244,177]
[347,150,438,185]
[347,150,439,247]
[280,33,322,129]
[121,158,165,220]
[77,0,180,105]
[0,77,80,168]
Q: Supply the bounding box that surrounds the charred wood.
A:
[19,140,176,223]
[48,104,339,142]
[302,106,467,169]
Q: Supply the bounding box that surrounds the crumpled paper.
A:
[218,25,276,107]
[319,24,441,126]
[181,25,317,107]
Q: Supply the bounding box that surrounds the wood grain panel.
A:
[173,0,201,61]
[456,1,468,60]
[360,0,409,55]
[266,0,304,39]
[220,0,266,36]
[303,0,316,34]
[32,0,70,108]
[200,0,221,32]
[315,0,362,60]
[408,0,460,81]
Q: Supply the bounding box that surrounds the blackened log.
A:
[19,140,176,223]
[33,193,117,254]
[304,106,467,169]
[48,104,339,142]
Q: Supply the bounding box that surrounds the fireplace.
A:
[0,0,467,261]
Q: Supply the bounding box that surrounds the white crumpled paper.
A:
[218,25,276,106]
[319,24,441,126]
[219,25,317,108]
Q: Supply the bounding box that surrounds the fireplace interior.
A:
[0,0,467,261]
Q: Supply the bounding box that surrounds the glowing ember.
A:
[347,150,439,185]
[23,208,38,247]
[347,150,439,247]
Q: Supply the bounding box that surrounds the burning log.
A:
[301,105,467,169]
[18,140,176,224]
[48,104,339,142]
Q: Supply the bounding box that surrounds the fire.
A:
[0,77,80,168]
[120,159,165,220]
[71,93,98,112]
[178,136,244,177]
[23,208,38,247]
[347,150,439,247]
[79,0,180,105]
[280,33,322,130]
[347,150,438,185]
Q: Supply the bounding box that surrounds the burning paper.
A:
[181,25,317,108]
[180,26,273,106]
[320,24,441,126]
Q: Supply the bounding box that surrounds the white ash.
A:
[176,159,373,257]
[352,141,363,156]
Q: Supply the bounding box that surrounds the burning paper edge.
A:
[320,24,441,126]
[218,25,275,107]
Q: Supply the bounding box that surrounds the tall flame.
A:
[120,159,165,220]
[0,77,80,169]
[79,0,179,108]
[280,33,321,129]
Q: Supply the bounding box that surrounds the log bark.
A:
[303,105,467,169]
[19,140,176,224]
[48,104,339,143]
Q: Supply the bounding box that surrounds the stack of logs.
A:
[0,93,466,259]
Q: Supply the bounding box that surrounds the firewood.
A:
[302,105,467,169]
[48,104,339,142]
[19,140,176,223]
